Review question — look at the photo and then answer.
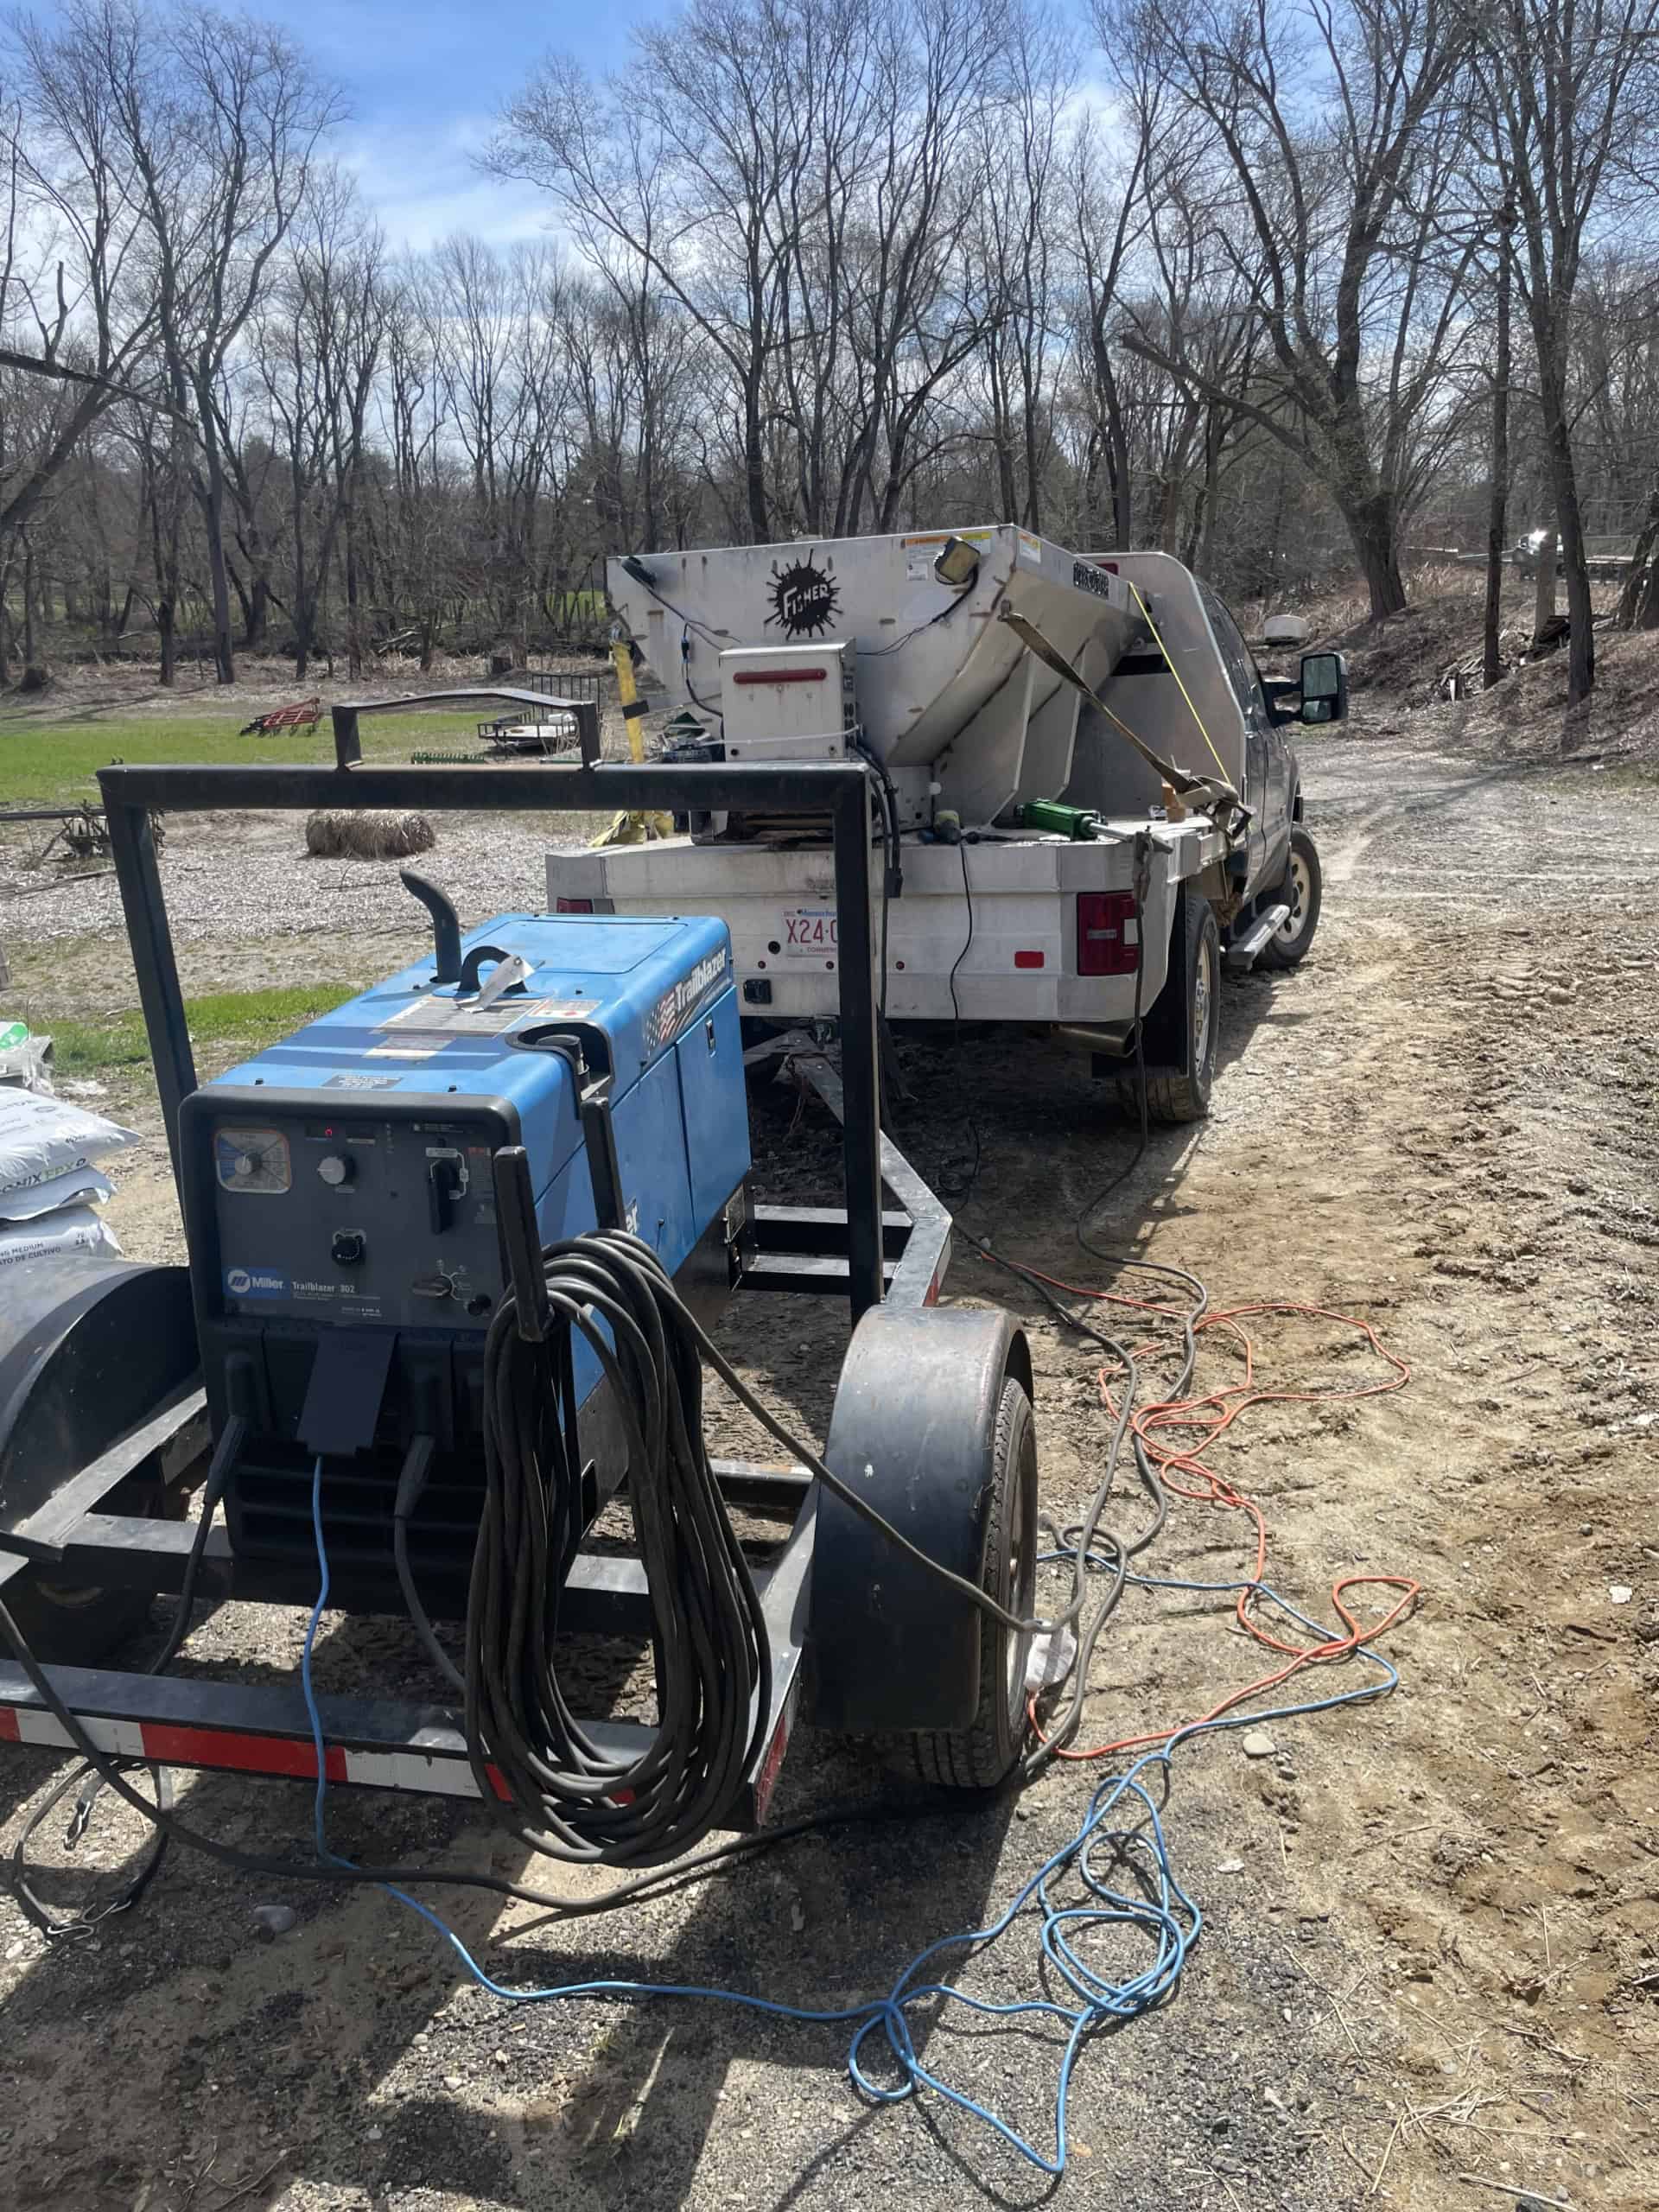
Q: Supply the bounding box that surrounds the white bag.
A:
[0,1089,140,1199]
[0,1206,122,1266]
[0,1166,117,1223]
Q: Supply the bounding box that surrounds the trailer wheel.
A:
[808,1307,1037,1787]
[895,1375,1038,1789]
[1117,893,1220,1125]
[1257,827,1322,972]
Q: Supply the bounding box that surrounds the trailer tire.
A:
[1257,827,1322,971]
[1117,893,1220,1125]
[891,1376,1038,1790]
[5,1463,181,1665]
[808,1307,1036,1787]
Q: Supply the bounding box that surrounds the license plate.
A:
[781,908,838,957]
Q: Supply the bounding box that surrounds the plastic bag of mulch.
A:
[0,1206,121,1265]
[0,1020,54,1096]
[0,1088,139,1200]
[0,1166,117,1222]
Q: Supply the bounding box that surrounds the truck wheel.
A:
[898,1376,1037,1790]
[1257,827,1322,972]
[1117,893,1220,1125]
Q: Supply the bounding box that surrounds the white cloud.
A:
[340,114,554,254]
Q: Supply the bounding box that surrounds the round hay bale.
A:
[304,809,435,861]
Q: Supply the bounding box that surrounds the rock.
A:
[1580,1522,1594,1536]
[1609,1585,1634,1605]
[1217,1858,1246,1874]
[442,2075,462,2093]
[251,1904,296,1939]
[1243,1731,1276,1758]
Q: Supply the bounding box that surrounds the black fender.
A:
[806,1306,1033,1733]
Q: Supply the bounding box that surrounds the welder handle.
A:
[493,1147,550,1344]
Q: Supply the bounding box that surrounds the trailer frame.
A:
[0,702,953,1828]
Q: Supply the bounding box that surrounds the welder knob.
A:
[330,1229,366,1266]
[317,1154,353,1188]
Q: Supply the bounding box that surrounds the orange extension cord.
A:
[1017,1266,1421,1762]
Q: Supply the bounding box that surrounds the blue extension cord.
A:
[302,1461,1402,2177]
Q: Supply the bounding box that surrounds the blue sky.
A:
[222,0,660,251]
[283,0,652,249]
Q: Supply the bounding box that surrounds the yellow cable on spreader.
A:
[1127,581,1231,785]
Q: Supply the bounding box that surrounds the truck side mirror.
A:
[1298,651,1347,725]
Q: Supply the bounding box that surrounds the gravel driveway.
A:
[1,714,1655,2212]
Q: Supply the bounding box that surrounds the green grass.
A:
[48,982,356,1077]
[0,709,507,805]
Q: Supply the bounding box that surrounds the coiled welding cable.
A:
[467,1231,772,1867]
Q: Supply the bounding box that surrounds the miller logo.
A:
[766,553,840,639]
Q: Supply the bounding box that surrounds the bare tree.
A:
[1481,0,1659,702]
[0,32,162,543]
[1099,0,1478,617]
[34,1,345,683]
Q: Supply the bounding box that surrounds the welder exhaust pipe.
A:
[400,869,461,984]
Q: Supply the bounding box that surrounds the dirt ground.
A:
[0,690,1656,2212]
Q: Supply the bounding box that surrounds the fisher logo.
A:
[225,1264,285,1298]
[645,949,730,1052]
[765,552,839,639]
[1071,559,1118,602]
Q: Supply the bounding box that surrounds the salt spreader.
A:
[550,528,1345,1121]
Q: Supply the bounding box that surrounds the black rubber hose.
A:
[392,1434,463,1697]
[6,1438,238,1937]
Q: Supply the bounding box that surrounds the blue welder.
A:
[179,876,751,1611]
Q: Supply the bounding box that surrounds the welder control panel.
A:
[207,1106,510,1331]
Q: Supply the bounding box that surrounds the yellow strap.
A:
[610,638,646,766]
[1126,582,1231,785]
[596,637,673,843]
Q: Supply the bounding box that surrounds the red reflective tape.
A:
[0,1704,19,1744]
[141,1722,347,1783]
[1013,950,1045,969]
[731,669,826,685]
[752,1693,795,1825]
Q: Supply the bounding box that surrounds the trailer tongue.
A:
[551,528,1342,1115]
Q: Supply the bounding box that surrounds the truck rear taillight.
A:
[556,897,594,913]
[1076,892,1139,976]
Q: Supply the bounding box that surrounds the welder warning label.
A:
[324,1072,401,1090]
[365,994,590,1059]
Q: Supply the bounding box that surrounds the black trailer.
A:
[0,694,1037,1852]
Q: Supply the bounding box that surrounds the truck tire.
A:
[1116,893,1220,1125]
[895,1376,1038,1790]
[1257,826,1322,972]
